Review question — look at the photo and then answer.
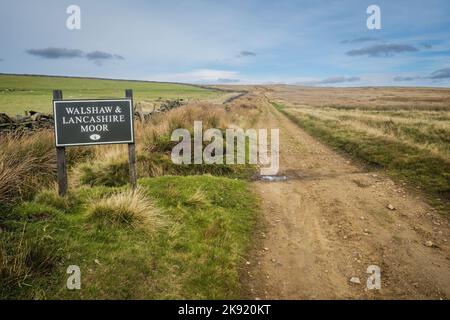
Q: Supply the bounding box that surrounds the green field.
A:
[0,74,228,115]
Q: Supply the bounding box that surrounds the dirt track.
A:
[243,88,449,299]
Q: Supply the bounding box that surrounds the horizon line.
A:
[1,72,449,89]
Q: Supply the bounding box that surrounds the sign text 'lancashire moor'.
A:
[54,99,134,146]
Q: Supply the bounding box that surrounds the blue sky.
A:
[1,0,449,86]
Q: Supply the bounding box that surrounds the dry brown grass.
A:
[0,130,95,205]
[288,107,450,158]
[69,101,260,185]
[68,103,234,185]
[266,85,450,208]
[87,187,163,230]
[71,146,129,187]
[0,131,56,205]
[268,86,450,159]
[270,86,450,111]
[139,103,229,141]
[185,188,211,208]
[1,100,260,201]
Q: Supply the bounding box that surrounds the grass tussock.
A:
[72,146,129,187]
[87,187,162,230]
[0,131,95,207]
[0,131,56,206]
[185,188,211,208]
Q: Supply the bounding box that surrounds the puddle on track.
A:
[259,175,288,182]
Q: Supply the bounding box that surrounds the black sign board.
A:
[53,99,134,147]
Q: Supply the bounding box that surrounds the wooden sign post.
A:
[126,89,137,190]
[53,90,68,196]
[53,89,137,196]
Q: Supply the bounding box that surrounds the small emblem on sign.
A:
[90,134,101,141]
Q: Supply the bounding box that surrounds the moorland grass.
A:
[0,130,94,207]
[0,176,257,299]
[272,102,450,213]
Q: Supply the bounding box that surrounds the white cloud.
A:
[149,69,241,84]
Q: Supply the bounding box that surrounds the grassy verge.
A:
[272,102,450,213]
[0,175,257,299]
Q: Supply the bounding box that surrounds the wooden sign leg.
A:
[128,143,137,190]
[125,89,137,190]
[56,146,68,196]
[53,89,68,197]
